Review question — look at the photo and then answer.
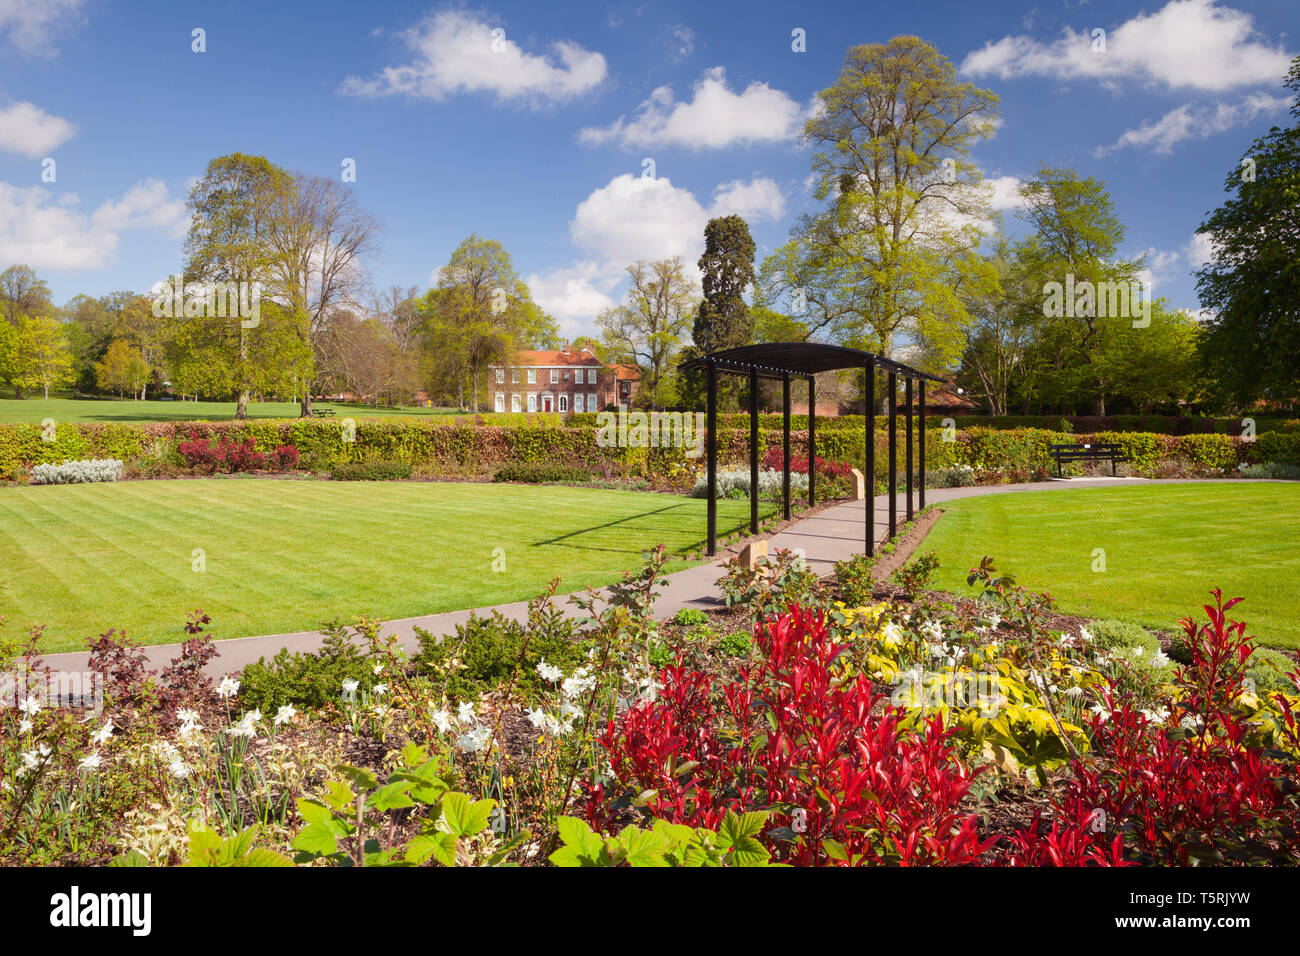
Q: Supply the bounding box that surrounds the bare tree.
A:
[267,173,381,416]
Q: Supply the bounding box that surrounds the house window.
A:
[563,370,570,380]
[573,394,584,413]
[550,369,559,383]
[495,368,504,384]
[527,368,536,384]
[494,393,504,413]
[589,392,598,410]
[512,368,522,384]
[511,394,521,413]
[527,394,536,412]
[586,369,596,384]
[558,394,568,413]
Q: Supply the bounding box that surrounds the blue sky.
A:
[0,0,1294,339]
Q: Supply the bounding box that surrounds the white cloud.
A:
[986,175,1027,211]
[0,178,188,271]
[1186,231,1216,269]
[340,10,606,106]
[92,179,189,240]
[961,0,1292,91]
[533,173,785,330]
[669,24,694,62]
[709,178,786,221]
[1097,92,1290,155]
[526,260,622,335]
[0,0,84,55]
[571,172,784,267]
[578,66,803,149]
[0,100,76,158]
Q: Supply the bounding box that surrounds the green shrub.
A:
[673,608,709,627]
[892,551,939,596]
[1246,648,1298,695]
[412,611,586,699]
[331,460,412,481]
[238,625,377,712]
[834,552,876,607]
[492,462,592,484]
[715,629,753,657]
[1086,619,1159,653]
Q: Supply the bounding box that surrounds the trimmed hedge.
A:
[3,418,1297,485]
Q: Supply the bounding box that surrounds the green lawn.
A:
[0,481,774,652]
[917,482,1300,648]
[0,396,460,424]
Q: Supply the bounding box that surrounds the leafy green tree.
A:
[183,153,296,418]
[1195,54,1300,408]
[95,339,149,399]
[597,258,698,409]
[15,314,74,399]
[760,36,1000,386]
[417,235,557,411]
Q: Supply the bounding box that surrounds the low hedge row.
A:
[3,419,1297,484]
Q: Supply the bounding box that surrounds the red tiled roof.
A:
[508,349,603,366]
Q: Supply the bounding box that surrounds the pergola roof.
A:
[679,342,945,383]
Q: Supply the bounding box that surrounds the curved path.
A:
[36,476,1177,677]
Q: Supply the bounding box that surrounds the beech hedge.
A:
[2,418,1297,484]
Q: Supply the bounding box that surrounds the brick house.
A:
[488,346,639,414]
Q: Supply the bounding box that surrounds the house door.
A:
[542,396,552,412]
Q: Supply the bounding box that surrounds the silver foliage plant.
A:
[30,458,125,485]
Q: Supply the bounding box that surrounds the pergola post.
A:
[782,372,791,522]
[865,363,875,556]
[888,371,897,541]
[807,375,816,506]
[918,380,927,510]
[749,368,759,535]
[706,359,717,556]
[905,376,914,522]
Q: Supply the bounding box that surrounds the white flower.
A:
[526,707,565,736]
[1141,707,1170,724]
[922,620,944,643]
[79,752,102,771]
[18,719,32,735]
[881,622,904,647]
[341,679,359,698]
[176,709,202,743]
[456,701,476,724]
[1089,703,1111,721]
[373,662,384,676]
[430,707,453,733]
[168,758,190,779]
[536,659,564,683]
[1152,650,1171,669]
[372,683,388,696]
[19,750,41,772]
[372,705,389,719]
[1062,686,1085,698]
[273,704,297,726]
[987,613,1002,631]
[216,676,241,699]
[561,667,596,700]
[91,720,114,746]
[228,709,261,738]
[1078,627,1094,643]
[176,708,200,726]
[17,696,41,717]
[456,724,491,754]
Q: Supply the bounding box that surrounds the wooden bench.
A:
[314,408,336,417]
[1049,442,1130,478]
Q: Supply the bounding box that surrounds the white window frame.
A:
[494,393,504,413]
[527,394,537,413]
[573,394,584,413]
[495,368,504,384]
[589,392,598,410]
[558,394,568,413]
[511,394,521,413]
[550,368,559,384]
[527,368,537,384]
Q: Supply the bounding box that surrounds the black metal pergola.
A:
[680,343,945,557]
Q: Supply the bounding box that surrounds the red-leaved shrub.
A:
[588,607,996,865]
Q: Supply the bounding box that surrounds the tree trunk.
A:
[300,391,313,418]
[236,325,249,420]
